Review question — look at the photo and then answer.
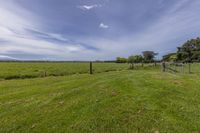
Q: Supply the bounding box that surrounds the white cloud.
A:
[0,55,18,60]
[77,4,101,10]
[48,33,68,41]
[0,1,200,61]
[79,0,200,60]
[0,1,88,60]
[99,23,109,29]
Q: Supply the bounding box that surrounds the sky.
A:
[0,0,200,61]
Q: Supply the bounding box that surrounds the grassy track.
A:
[1,69,200,132]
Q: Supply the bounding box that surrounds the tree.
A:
[142,51,158,63]
[116,57,127,63]
[177,37,200,62]
[128,55,144,69]
[128,55,143,63]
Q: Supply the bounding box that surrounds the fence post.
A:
[130,63,134,69]
[90,62,93,74]
[162,62,166,72]
[182,63,184,74]
[189,63,191,74]
[174,63,176,72]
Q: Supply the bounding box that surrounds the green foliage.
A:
[162,53,177,62]
[128,55,144,63]
[177,37,200,62]
[142,51,158,63]
[116,57,127,63]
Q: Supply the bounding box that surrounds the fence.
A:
[0,62,161,80]
[162,62,200,74]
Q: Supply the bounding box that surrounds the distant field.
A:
[0,62,156,80]
[1,69,200,132]
[0,62,126,80]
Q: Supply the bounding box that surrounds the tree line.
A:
[116,37,200,64]
[116,51,158,64]
[163,37,200,63]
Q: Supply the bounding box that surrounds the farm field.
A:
[0,62,128,80]
[0,62,156,80]
[1,64,200,133]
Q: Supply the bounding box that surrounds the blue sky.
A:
[0,0,200,60]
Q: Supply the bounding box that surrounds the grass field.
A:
[0,62,128,80]
[1,63,200,132]
[0,62,157,80]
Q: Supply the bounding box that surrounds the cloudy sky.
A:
[0,0,200,60]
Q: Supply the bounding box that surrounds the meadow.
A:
[0,62,128,80]
[0,62,157,80]
[0,62,200,132]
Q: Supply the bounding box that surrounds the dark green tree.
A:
[128,55,144,69]
[177,37,200,62]
[128,55,143,63]
[116,57,127,63]
[142,51,158,63]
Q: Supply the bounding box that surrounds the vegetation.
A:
[128,55,144,69]
[1,67,200,132]
[142,51,158,63]
[177,37,200,62]
[0,62,131,80]
[1,37,200,132]
[128,55,143,64]
[162,53,177,62]
[116,57,128,63]
[115,51,158,65]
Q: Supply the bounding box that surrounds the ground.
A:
[1,65,200,133]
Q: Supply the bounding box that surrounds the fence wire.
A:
[164,62,200,74]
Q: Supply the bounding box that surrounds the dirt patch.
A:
[152,128,159,133]
[172,80,183,86]
[111,91,119,97]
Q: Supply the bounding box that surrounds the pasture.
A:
[0,62,157,80]
[0,62,128,80]
[0,62,200,132]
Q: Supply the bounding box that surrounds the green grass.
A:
[1,68,200,132]
[165,63,200,74]
[0,62,128,80]
[0,62,156,80]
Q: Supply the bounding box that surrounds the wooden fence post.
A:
[162,62,166,72]
[44,71,47,77]
[129,63,134,69]
[174,63,176,72]
[189,63,191,74]
[90,62,93,74]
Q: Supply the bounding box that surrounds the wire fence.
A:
[162,62,200,74]
[0,62,160,80]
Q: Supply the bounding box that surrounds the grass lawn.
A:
[1,68,200,132]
